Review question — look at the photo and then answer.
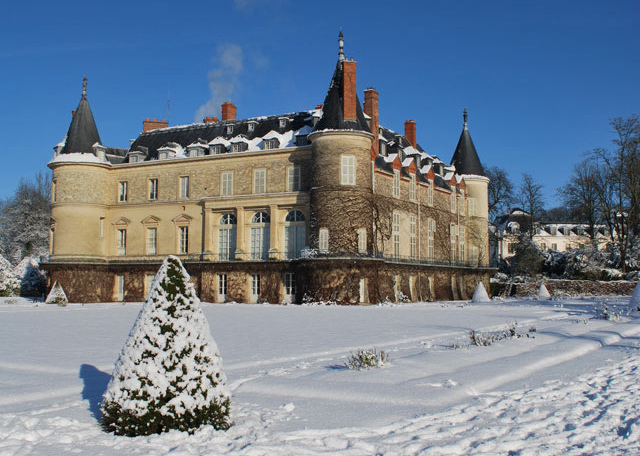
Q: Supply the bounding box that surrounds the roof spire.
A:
[463,108,468,131]
[338,29,345,61]
[82,76,87,98]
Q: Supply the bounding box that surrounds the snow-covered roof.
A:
[49,152,109,165]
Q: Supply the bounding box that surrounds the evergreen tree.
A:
[100,256,231,436]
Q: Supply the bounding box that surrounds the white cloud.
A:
[195,44,244,122]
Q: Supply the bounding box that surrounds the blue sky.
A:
[1,0,638,207]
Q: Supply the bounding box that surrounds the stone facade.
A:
[44,38,493,304]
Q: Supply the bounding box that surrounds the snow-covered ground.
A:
[1,296,639,455]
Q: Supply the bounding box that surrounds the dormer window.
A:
[231,142,247,153]
[210,144,226,155]
[264,138,279,150]
[226,124,234,135]
[188,147,206,158]
[157,148,176,160]
[380,141,387,156]
[296,135,309,146]
[247,121,257,133]
[279,118,288,129]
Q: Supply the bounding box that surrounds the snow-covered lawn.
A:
[1,296,639,455]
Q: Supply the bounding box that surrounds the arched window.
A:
[250,211,270,259]
[284,210,306,258]
[218,213,237,260]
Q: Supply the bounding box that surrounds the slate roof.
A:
[60,79,101,155]
[314,61,370,133]
[450,110,485,176]
[127,111,317,161]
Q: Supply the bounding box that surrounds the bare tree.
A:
[517,173,545,238]
[485,165,514,222]
[589,115,640,271]
[559,159,600,242]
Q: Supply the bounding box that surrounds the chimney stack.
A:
[404,120,417,148]
[364,87,379,155]
[143,118,169,132]
[342,60,357,120]
[221,102,237,121]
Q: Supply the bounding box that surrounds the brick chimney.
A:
[221,102,237,121]
[404,120,417,148]
[143,118,169,132]
[203,116,220,124]
[342,60,357,120]
[364,87,379,155]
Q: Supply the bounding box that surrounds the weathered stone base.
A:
[42,259,494,304]
[492,279,637,298]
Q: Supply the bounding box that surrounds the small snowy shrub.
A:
[345,348,388,370]
[598,304,621,322]
[45,281,68,306]
[100,256,231,436]
[469,322,535,346]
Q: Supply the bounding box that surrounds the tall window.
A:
[218,274,227,302]
[459,196,465,215]
[180,176,190,199]
[409,174,416,201]
[318,228,329,253]
[148,179,158,200]
[450,224,457,261]
[51,180,57,203]
[287,166,301,192]
[253,169,266,194]
[179,226,189,254]
[117,229,126,256]
[144,274,154,297]
[99,217,104,238]
[146,227,157,255]
[116,275,125,301]
[250,211,270,260]
[218,213,237,261]
[341,155,355,185]
[450,192,456,213]
[427,218,436,259]
[392,213,400,257]
[250,274,261,302]
[459,225,466,262]
[468,198,478,216]
[284,273,296,302]
[357,229,367,253]
[393,170,400,198]
[427,182,434,206]
[221,172,233,196]
[118,181,128,202]
[409,215,417,259]
[284,210,305,259]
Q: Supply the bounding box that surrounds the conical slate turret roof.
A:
[60,77,101,154]
[450,109,484,176]
[314,33,370,133]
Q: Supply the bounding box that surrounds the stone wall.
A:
[493,279,637,297]
[44,259,494,304]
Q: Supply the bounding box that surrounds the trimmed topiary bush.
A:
[45,281,68,306]
[100,255,231,436]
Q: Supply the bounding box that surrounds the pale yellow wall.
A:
[50,147,312,260]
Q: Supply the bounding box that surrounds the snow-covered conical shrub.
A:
[45,281,68,306]
[538,283,551,300]
[631,280,640,307]
[100,256,231,436]
[471,282,491,303]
